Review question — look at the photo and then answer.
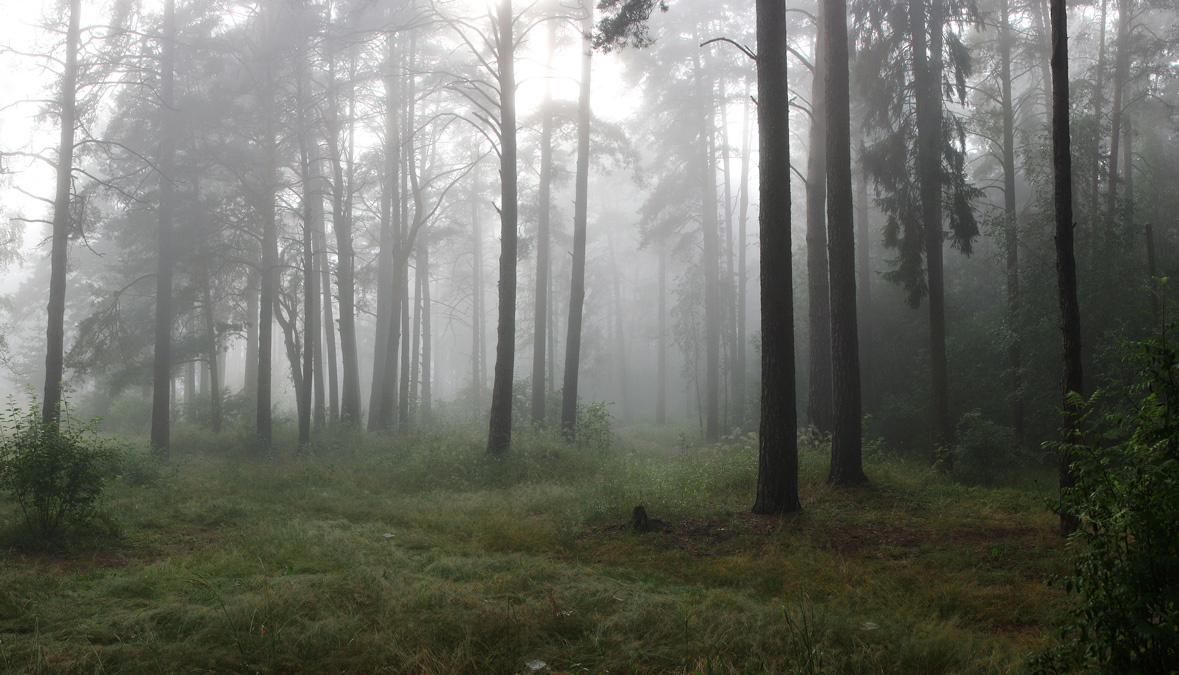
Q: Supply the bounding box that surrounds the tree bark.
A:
[43,0,81,426]
[419,228,433,424]
[753,0,801,514]
[560,3,593,439]
[151,0,177,456]
[318,209,338,424]
[824,0,866,486]
[806,0,833,436]
[695,52,722,443]
[256,14,279,449]
[486,0,519,455]
[1050,0,1082,537]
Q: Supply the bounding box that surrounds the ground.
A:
[0,424,1068,674]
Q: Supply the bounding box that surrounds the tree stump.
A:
[631,505,652,533]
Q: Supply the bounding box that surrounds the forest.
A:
[0,0,1177,671]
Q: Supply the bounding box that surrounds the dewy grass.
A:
[0,424,1067,674]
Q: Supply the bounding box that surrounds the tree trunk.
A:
[532,15,556,425]
[151,0,177,456]
[256,25,279,449]
[244,269,259,398]
[911,0,952,463]
[806,0,833,436]
[656,247,667,425]
[487,0,519,454]
[999,0,1023,444]
[824,0,866,486]
[470,162,486,415]
[753,0,801,514]
[329,56,362,425]
[735,78,751,430]
[318,211,338,424]
[43,0,81,426]
[201,262,222,433]
[695,51,722,443]
[856,164,875,412]
[1050,0,1082,537]
[1106,0,1130,216]
[368,37,401,432]
[298,131,319,446]
[419,229,433,424]
[607,232,629,418]
[1090,0,1108,211]
[560,3,593,439]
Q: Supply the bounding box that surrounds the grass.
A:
[0,423,1069,674]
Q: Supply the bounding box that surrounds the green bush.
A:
[1033,324,1179,673]
[949,412,1024,485]
[0,397,122,537]
[575,401,614,452]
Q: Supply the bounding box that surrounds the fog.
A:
[2,0,1179,669]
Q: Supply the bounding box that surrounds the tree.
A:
[561,2,593,439]
[805,2,833,435]
[824,0,866,486]
[150,0,178,456]
[531,9,557,425]
[43,0,82,425]
[753,0,801,514]
[1050,0,1082,537]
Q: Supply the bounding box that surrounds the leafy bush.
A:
[1032,324,1179,673]
[102,392,152,436]
[948,412,1024,485]
[575,401,614,452]
[0,397,122,537]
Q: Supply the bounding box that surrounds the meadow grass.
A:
[0,424,1067,674]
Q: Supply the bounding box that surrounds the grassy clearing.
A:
[0,425,1067,674]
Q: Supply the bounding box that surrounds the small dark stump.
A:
[631,505,663,534]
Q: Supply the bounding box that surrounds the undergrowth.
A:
[0,422,1067,674]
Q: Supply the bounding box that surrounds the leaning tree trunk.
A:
[805,0,833,436]
[560,2,593,440]
[1050,0,1082,537]
[43,0,81,426]
[753,0,801,515]
[486,0,519,455]
[151,0,177,456]
[824,0,866,486]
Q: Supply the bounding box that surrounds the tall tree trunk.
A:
[298,127,320,446]
[318,213,338,423]
[911,0,952,463]
[753,0,800,514]
[1050,0,1082,537]
[330,56,362,425]
[560,3,593,439]
[151,0,177,456]
[695,51,722,442]
[607,232,629,418]
[201,262,222,433]
[999,0,1023,444]
[856,164,875,412]
[486,0,519,455]
[1106,0,1130,216]
[532,14,556,425]
[410,249,423,421]
[256,21,279,449]
[471,163,486,414]
[309,149,326,429]
[43,0,81,425]
[419,229,433,424]
[368,37,401,431]
[824,0,865,486]
[185,361,195,405]
[736,78,751,430]
[806,0,832,435]
[656,246,667,425]
[1090,0,1108,211]
[244,269,259,397]
[1031,0,1053,116]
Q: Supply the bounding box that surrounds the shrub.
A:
[576,401,614,452]
[1032,324,1179,672]
[0,397,121,537]
[948,412,1024,485]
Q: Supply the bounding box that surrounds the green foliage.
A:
[948,412,1026,485]
[101,391,152,436]
[0,397,121,538]
[1033,325,1179,673]
[575,400,614,452]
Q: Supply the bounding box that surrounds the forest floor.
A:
[0,423,1070,674]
